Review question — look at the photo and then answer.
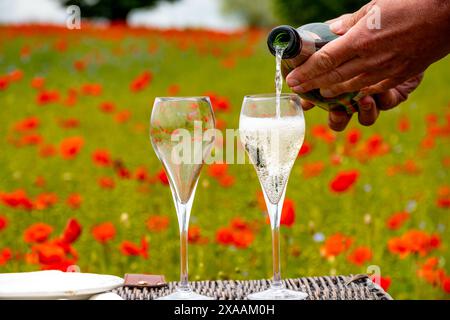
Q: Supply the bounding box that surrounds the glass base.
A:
[156,287,214,300]
[247,284,308,300]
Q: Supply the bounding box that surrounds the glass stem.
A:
[177,202,189,290]
[272,224,282,287]
[268,202,283,288]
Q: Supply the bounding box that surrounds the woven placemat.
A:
[113,274,392,300]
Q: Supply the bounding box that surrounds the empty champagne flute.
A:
[239,94,308,300]
[150,97,215,300]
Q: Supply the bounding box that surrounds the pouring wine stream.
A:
[275,46,286,119]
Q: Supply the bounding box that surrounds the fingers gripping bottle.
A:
[267,23,359,115]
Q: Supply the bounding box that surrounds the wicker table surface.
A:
[113,274,392,300]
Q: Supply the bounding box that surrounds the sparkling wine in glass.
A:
[239,94,308,300]
[150,97,215,300]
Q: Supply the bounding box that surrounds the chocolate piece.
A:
[124,274,167,288]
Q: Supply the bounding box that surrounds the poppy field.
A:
[0,24,449,299]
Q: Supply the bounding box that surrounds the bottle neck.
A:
[267,25,301,59]
[268,23,338,60]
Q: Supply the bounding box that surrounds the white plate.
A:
[0,270,124,300]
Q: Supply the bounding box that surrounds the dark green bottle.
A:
[267,23,359,115]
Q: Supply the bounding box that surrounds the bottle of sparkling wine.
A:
[267,23,359,115]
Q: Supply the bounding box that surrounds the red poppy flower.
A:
[386,212,410,230]
[0,76,8,90]
[188,225,202,244]
[364,134,389,156]
[64,89,78,106]
[20,133,43,146]
[421,135,435,150]
[20,45,31,58]
[66,193,82,209]
[14,117,40,132]
[130,71,152,92]
[437,198,450,208]
[120,237,148,259]
[231,229,254,249]
[59,118,80,129]
[387,237,409,258]
[73,60,86,71]
[230,217,250,230]
[99,101,116,113]
[429,234,441,249]
[215,98,231,112]
[92,149,112,167]
[443,156,450,167]
[208,163,228,178]
[98,177,115,189]
[24,223,53,243]
[417,257,446,286]
[114,166,129,179]
[311,124,335,143]
[298,141,312,157]
[54,39,68,52]
[36,90,60,105]
[120,241,141,256]
[346,128,361,145]
[403,230,435,255]
[302,161,325,178]
[330,154,342,166]
[8,69,23,82]
[115,110,131,123]
[167,84,180,96]
[371,275,391,292]
[81,83,102,96]
[216,217,255,248]
[61,218,82,244]
[92,222,116,244]
[34,242,66,265]
[403,159,421,175]
[221,56,236,69]
[388,230,440,258]
[320,233,353,258]
[134,166,149,181]
[436,185,450,208]
[280,198,296,227]
[0,215,8,231]
[34,192,58,210]
[146,215,170,232]
[0,248,12,266]
[398,116,410,132]
[347,246,373,266]
[39,144,57,158]
[329,170,359,193]
[219,175,235,187]
[34,176,46,188]
[0,189,34,210]
[157,169,169,185]
[31,77,45,90]
[442,277,450,294]
[60,136,84,160]
[216,227,234,245]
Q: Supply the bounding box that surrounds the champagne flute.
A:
[239,94,308,300]
[150,97,215,300]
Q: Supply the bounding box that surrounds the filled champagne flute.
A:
[150,97,215,300]
[239,94,308,300]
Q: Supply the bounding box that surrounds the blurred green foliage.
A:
[222,0,279,27]
[274,0,368,25]
[60,0,179,21]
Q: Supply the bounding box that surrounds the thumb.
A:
[329,2,373,35]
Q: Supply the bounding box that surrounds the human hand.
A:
[301,73,423,131]
[287,0,450,98]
